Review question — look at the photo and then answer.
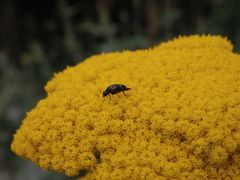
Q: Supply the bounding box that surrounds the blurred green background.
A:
[1,0,240,179]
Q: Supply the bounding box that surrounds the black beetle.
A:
[102,84,131,99]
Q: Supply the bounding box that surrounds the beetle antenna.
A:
[98,88,102,93]
[97,88,104,97]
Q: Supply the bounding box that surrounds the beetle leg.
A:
[108,95,111,103]
[122,91,126,96]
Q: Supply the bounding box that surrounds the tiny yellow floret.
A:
[11,35,240,179]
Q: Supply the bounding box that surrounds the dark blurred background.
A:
[1,0,240,179]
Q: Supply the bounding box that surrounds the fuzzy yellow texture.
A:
[11,35,240,179]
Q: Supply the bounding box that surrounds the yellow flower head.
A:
[11,35,240,179]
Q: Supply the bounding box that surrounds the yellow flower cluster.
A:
[11,35,240,179]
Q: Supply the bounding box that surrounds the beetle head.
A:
[103,90,108,97]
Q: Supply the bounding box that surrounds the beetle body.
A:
[103,84,131,98]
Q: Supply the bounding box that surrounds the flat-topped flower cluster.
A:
[11,35,240,179]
